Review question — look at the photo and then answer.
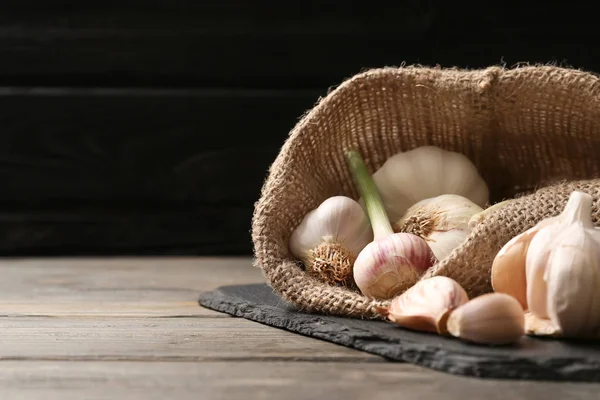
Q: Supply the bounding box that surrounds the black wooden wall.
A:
[0,1,598,256]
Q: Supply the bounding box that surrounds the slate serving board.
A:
[199,283,600,382]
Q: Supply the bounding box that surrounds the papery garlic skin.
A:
[447,293,525,345]
[524,227,558,318]
[383,276,469,334]
[289,196,373,286]
[526,191,600,324]
[492,217,557,310]
[395,194,483,261]
[370,146,489,222]
[353,233,436,300]
[541,192,600,337]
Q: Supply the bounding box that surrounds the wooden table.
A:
[0,256,597,399]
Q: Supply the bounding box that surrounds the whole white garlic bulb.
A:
[526,191,600,338]
[289,196,373,287]
[394,194,483,261]
[369,146,489,222]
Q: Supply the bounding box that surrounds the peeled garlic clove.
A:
[447,293,525,345]
[354,233,436,300]
[394,194,483,261]
[289,196,373,287]
[369,146,489,222]
[381,276,469,334]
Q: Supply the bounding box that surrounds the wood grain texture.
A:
[0,317,379,362]
[0,88,318,255]
[0,2,597,89]
[0,1,436,88]
[0,361,597,400]
[0,257,264,317]
[0,256,598,398]
[0,87,317,206]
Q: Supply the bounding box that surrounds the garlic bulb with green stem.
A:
[525,190,600,337]
[394,194,483,261]
[289,196,373,287]
[345,149,436,300]
[368,146,489,222]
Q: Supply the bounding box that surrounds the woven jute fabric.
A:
[251,65,600,319]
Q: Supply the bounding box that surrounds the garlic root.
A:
[289,196,373,287]
[394,194,482,261]
[447,293,525,345]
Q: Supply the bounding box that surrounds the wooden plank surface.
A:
[0,317,378,362]
[0,361,596,400]
[0,256,598,400]
[0,257,264,317]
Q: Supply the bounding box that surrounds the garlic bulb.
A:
[491,216,557,310]
[394,194,483,261]
[345,149,437,300]
[447,293,525,345]
[380,276,469,334]
[353,232,436,299]
[368,146,489,222]
[527,191,600,337]
[526,191,600,328]
[289,196,373,287]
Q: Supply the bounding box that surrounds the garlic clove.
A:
[446,293,525,345]
[544,216,600,337]
[394,194,483,261]
[491,217,557,310]
[491,231,531,310]
[380,276,469,334]
[524,312,562,337]
[353,233,436,299]
[524,226,557,319]
[519,191,600,337]
[289,196,373,287]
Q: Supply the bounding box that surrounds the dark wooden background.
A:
[0,1,598,256]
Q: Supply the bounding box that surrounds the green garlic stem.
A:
[345,149,394,241]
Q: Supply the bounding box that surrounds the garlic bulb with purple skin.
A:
[345,149,437,300]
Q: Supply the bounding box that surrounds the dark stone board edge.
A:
[198,283,600,383]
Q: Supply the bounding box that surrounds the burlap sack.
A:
[251,65,600,319]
